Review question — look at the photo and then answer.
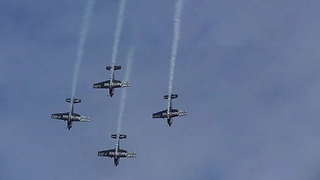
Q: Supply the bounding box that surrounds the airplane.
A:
[97,134,136,166]
[51,98,90,130]
[93,66,130,97]
[152,94,187,127]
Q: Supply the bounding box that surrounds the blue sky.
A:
[1,0,320,179]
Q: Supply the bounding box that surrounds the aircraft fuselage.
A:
[108,81,122,97]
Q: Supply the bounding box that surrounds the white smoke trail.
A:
[167,0,185,113]
[70,0,95,112]
[116,47,135,145]
[110,0,127,79]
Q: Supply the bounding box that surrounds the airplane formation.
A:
[51,64,187,166]
[50,0,187,166]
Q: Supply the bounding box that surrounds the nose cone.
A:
[114,158,119,166]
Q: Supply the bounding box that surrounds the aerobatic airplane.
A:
[97,134,136,166]
[93,66,130,97]
[152,94,187,127]
[51,98,90,130]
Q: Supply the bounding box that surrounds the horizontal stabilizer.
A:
[106,66,121,71]
[66,98,81,103]
[164,94,178,100]
[111,134,126,139]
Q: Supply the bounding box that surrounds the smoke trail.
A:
[116,47,135,144]
[110,0,127,79]
[70,0,95,112]
[167,0,185,113]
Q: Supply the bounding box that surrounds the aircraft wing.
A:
[152,110,167,119]
[113,80,130,88]
[117,149,135,158]
[51,112,69,120]
[126,151,136,158]
[97,149,130,158]
[97,149,114,157]
[172,109,187,117]
[93,80,110,89]
[121,81,130,87]
[178,110,187,117]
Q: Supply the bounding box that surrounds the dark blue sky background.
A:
[1,0,320,179]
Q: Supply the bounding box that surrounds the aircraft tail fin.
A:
[106,66,121,71]
[164,94,178,100]
[111,134,126,139]
[66,98,81,103]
